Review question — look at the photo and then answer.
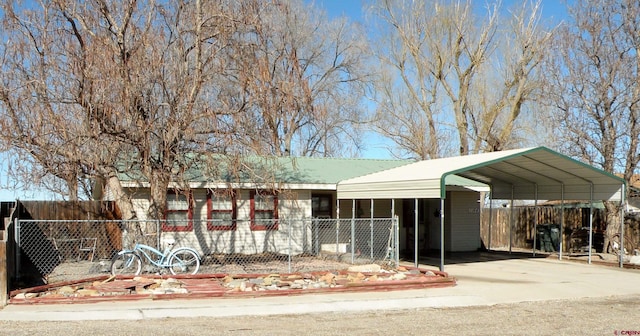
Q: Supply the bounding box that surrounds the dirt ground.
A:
[1,294,639,335]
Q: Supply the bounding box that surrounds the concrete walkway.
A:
[1,257,639,321]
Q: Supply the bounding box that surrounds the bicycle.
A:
[110,239,201,275]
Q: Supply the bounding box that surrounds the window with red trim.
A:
[163,190,193,232]
[250,190,278,230]
[207,190,237,230]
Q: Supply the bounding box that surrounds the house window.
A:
[312,194,332,218]
[163,191,193,232]
[250,190,278,230]
[207,190,236,230]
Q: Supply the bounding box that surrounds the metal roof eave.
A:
[439,147,626,201]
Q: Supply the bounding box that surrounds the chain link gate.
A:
[310,217,399,266]
[13,217,398,287]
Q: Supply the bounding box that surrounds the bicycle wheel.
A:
[168,248,200,275]
[110,252,142,275]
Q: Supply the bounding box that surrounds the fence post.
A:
[287,219,292,273]
[0,230,6,306]
[14,218,20,283]
[157,219,161,250]
[394,215,399,268]
[313,219,318,255]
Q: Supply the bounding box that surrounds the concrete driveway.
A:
[1,255,639,321]
[423,256,640,306]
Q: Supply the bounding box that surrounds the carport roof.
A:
[337,147,626,202]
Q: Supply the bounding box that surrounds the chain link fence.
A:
[12,217,398,287]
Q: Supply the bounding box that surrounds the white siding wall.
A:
[447,191,481,252]
[129,188,312,256]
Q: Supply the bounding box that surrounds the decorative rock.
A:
[391,273,407,280]
[160,278,182,288]
[249,278,264,285]
[290,282,303,289]
[76,289,100,296]
[319,272,336,284]
[347,264,381,273]
[57,286,75,295]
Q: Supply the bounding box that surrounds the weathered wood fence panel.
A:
[16,201,122,261]
[480,206,609,252]
[18,201,118,220]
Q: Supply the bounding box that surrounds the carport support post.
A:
[560,185,565,260]
[588,184,594,264]
[440,198,445,272]
[414,198,419,268]
[620,184,626,268]
[370,199,374,259]
[351,199,356,264]
[336,199,340,256]
[509,186,514,254]
[533,184,538,257]
[391,199,395,220]
[488,189,493,251]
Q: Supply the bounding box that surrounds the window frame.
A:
[250,190,278,230]
[206,189,237,231]
[163,190,193,232]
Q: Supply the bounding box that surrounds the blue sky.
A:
[0,0,571,201]
[313,0,570,23]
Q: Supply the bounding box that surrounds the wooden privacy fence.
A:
[480,206,611,252]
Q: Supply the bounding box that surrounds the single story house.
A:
[96,147,627,271]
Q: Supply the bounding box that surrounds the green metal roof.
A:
[263,157,413,184]
[117,156,413,185]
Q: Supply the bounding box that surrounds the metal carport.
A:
[337,147,626,271]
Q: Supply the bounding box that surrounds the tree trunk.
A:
[603,201,622,254]
[105,173,140,248]
[106,174,137,220]
[148,170,170,221]
[145,170,170,246]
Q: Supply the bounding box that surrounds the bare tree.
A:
[469,1,554,152]
[370,0,498,158]
[231,0,372,157]
[369,0,550,159]
[0,0,373,226]
[0,0,244,220]
[543,0,640,253]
